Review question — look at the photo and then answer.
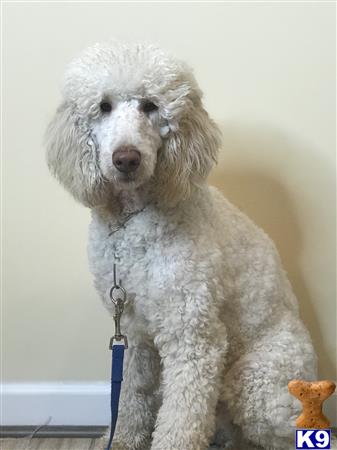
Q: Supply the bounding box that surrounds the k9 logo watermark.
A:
[296,429,331,449]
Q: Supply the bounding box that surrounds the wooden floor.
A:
[0,438,102,450]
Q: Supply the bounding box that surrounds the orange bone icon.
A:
[288,380,336,429]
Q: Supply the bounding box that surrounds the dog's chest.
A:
[88,209,164,316]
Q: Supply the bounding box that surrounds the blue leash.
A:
[105,342,126,450]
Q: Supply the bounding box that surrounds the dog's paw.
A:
[95,436,125,450]
[94,433,108,450]
[95,430,150,450]
[95,431,124,450]
[268,392,300,438]
[208,445,235,450]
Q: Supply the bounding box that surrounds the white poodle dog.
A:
[46,41,317,450]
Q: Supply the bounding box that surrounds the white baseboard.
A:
[1,383,336,427]
[1,383,110,426]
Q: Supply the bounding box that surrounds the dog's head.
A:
[46,41,221,207]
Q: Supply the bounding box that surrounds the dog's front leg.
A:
[151,296,227,450]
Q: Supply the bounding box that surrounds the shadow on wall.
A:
[209,122,335,379]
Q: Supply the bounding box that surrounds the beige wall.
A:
[3,2,336,388]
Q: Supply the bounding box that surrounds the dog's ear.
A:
[156,102,221,205]
[45,102,109,207]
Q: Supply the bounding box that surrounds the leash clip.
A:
[109,335,128,350]
[109,280,128,349]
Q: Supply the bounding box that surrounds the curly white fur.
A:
[45,41,317,450]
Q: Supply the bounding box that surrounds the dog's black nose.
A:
[112,146,141,173]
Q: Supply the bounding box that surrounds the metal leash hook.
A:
[109,262,128,349]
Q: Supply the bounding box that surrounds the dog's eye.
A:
[100,101,112,113]
[142,101,158,114]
